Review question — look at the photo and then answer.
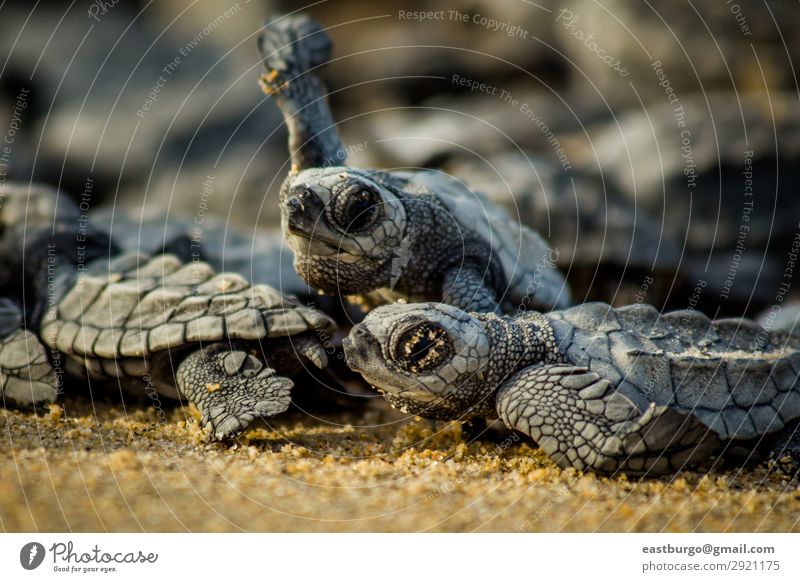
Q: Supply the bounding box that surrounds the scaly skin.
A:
[0,299,59,407]
[344,302,800,476]
[174,342,293,439]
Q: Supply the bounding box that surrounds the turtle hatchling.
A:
[343,301,800,475]
[0,182,335,438]
[258,14,570,313]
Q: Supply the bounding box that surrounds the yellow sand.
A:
[1,398,798,532]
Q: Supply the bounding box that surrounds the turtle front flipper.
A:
[0,299,60,407]
[258,14,345,170]
[496,365,719,476]
[442,266,500,313]
[175,343,293,439]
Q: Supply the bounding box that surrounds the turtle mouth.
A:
[396,387,440,402]
[284,197,368,256]
[342,329,385,376]
[284,226,341,256]
[285,227,369,265]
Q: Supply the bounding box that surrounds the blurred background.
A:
[2,0,800,319]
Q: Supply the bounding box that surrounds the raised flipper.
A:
[175,343,293,439]
[496,364,719,475]
[442,266,499,313]
[258,14,345,170]
[0,299,60,407]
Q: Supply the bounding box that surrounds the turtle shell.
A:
[39,253,335,361]
[545,302,800,441]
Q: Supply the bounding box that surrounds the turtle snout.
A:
[286,195,305,217]
[284,196,306,233]
[343,325,372,372]
[284,187,323,234]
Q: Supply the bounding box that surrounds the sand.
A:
[1,397,799,532]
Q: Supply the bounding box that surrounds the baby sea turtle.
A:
[257,14,570,313]
[343,301,800,475]
[0,182,335,438]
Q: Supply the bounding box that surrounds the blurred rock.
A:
[554,0,800,109]
[758,302,800,334]
[294,0,568,109]
[575,91,800,312]
[0,3,287,225]
[349,85,609,169]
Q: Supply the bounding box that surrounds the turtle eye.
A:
[394,323,451,373]
[333,186,380,232]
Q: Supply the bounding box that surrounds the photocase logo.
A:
[20,542,46,570]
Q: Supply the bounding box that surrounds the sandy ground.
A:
[1,396,799,532]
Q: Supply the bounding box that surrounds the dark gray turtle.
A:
[343,301,800,476]
[0,182,335,438]
[257,14,570,314]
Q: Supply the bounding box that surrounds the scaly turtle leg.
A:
[175,343,293,439]
[0,299,60,407]
[442,266,500,313]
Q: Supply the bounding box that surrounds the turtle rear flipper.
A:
[176,343,293,439]
[0,299,60,407]
[258,14,345,170]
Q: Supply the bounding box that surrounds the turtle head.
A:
[342,302,495,420]
[280,167,407,295]
[175,342,293,439]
